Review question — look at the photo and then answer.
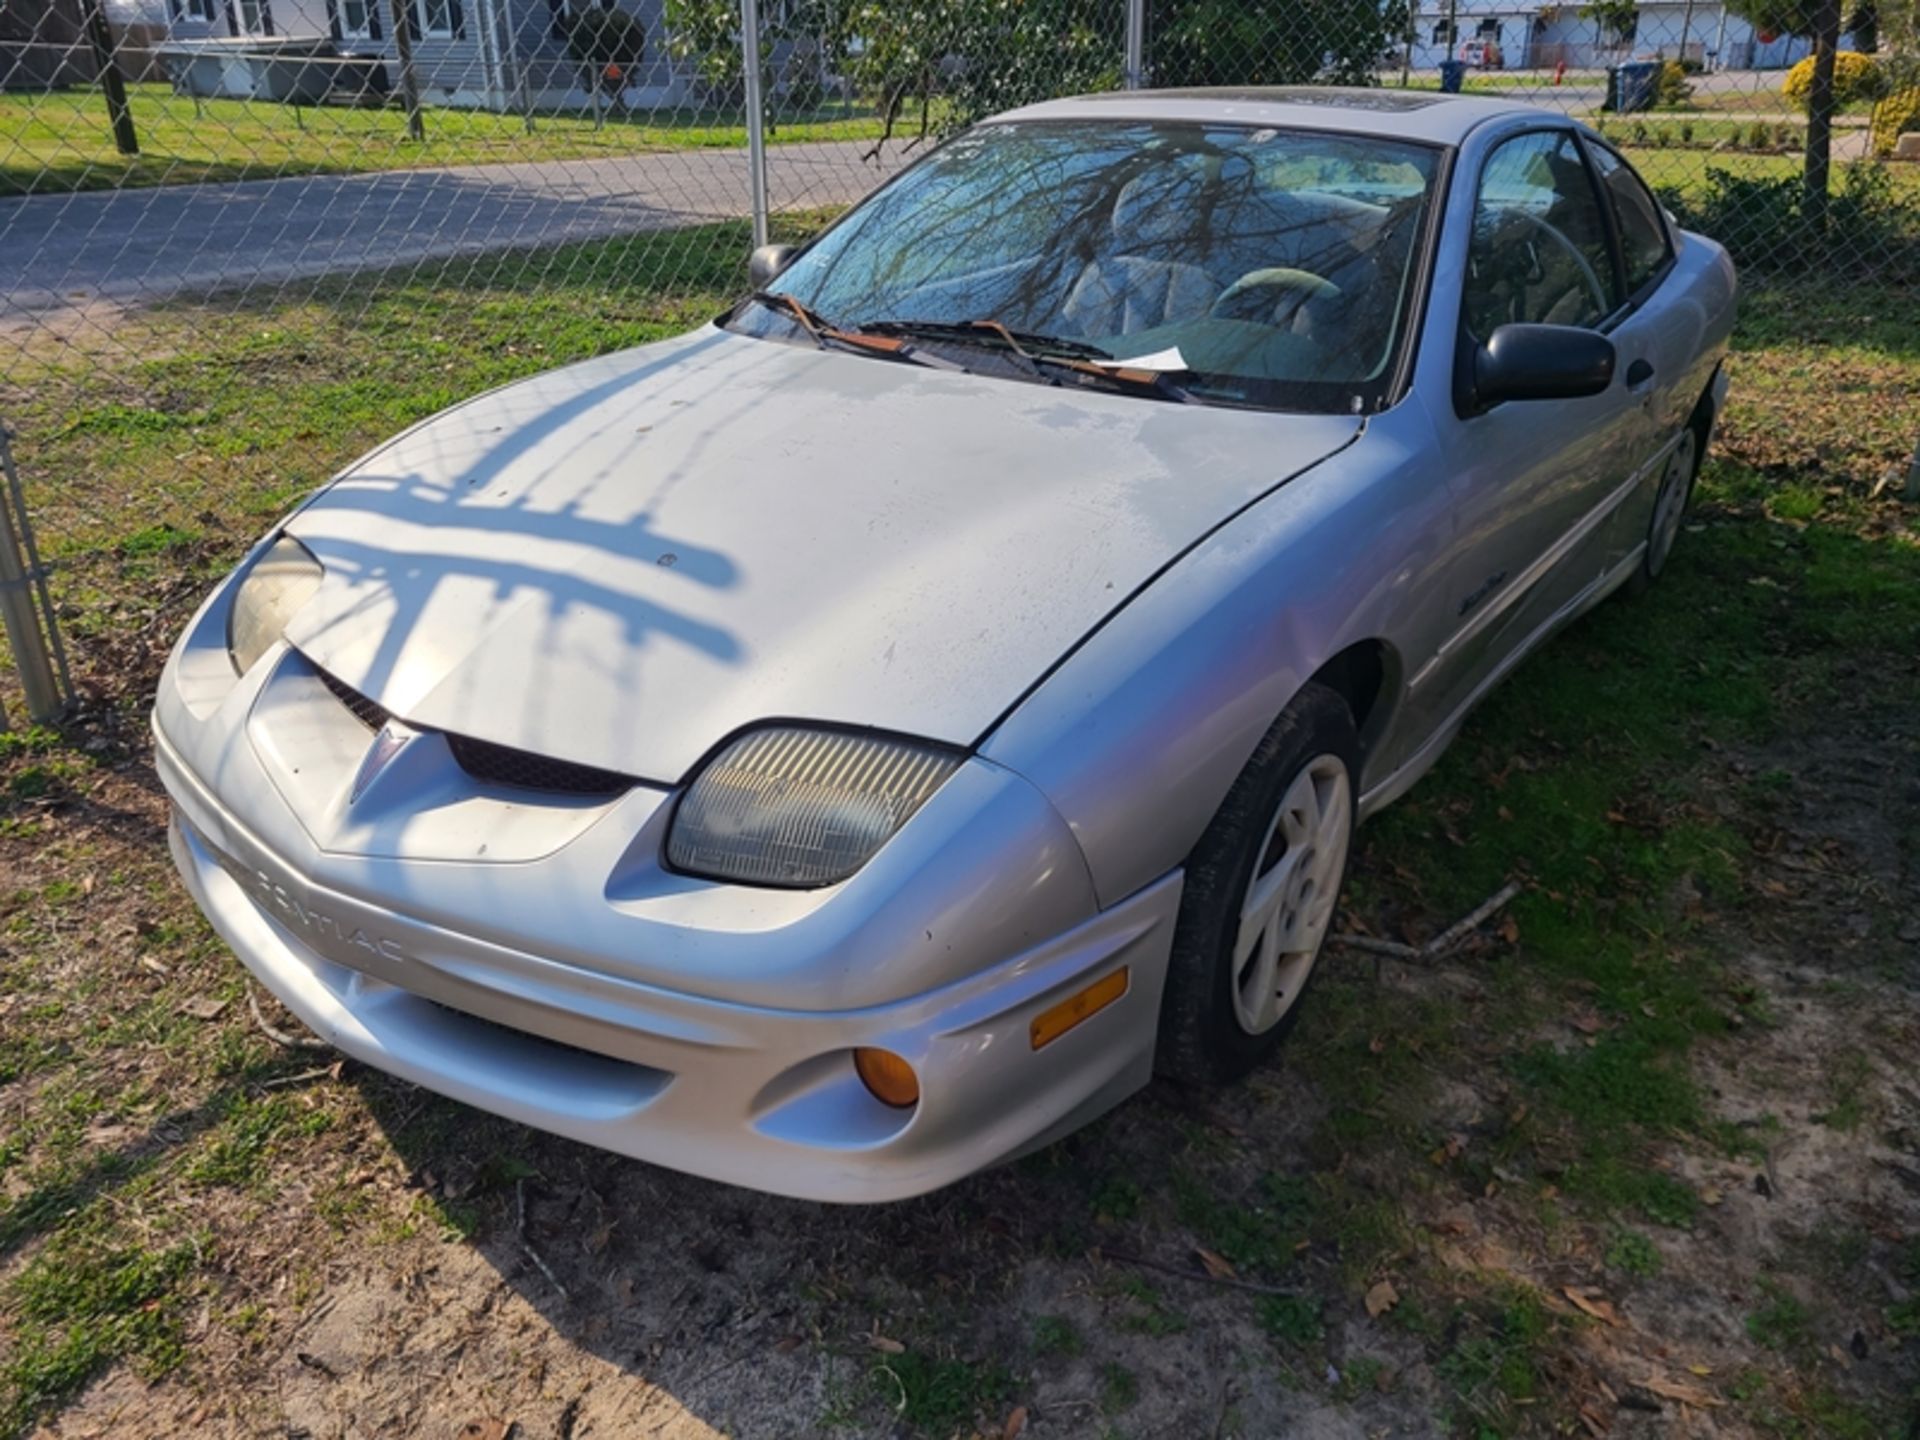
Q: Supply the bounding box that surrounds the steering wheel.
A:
[1508,210,1607,318]
[1210,267,1343,327]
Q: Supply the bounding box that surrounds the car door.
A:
[1406,127,1640,732]
[1581,139,1700,571]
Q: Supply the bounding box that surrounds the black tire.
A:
[1155,683,1359,1087]
[1625,407,1711,598]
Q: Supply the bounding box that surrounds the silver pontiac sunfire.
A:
[156,88,1735,1201]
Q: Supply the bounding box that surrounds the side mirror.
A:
[1469,323,1616,410]
[748,243,799,290]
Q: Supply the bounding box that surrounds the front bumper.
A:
[155,669,1180,1202]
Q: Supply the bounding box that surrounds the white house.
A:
[1405,0,1860,71]
[109,0,696,109]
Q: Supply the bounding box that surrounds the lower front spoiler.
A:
[167,811,1181,1203]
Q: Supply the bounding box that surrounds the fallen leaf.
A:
[1364,1279,1400,1319]
[1367,1034,1387,1055]
[178,994,229,1020]
[868,1334,905,1355]
[1002,1405,1030,1439]
[1700,1186,1725,1207]
[772,1334,803,1353]
[456,1421,511,1440]
[1686,1364,1712,1377]
[1569,1008,1606,1035]
[1562,1286,1624,1328]
[1195,1247,1236,1280]
[1643,1374,1721,1408]
[1498,914,1520,944]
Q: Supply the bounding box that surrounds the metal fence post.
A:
[0,426,70,726]
[1124,0,1146,89]
[741,0,771,250]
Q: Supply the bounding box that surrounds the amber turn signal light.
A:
[853,1047,920,1108]
[1029,966,1129,1050]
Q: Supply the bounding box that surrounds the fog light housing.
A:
[853,1047,919,1109]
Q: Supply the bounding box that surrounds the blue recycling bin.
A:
[1608,61,1660,113]
[1438,60,1467,93]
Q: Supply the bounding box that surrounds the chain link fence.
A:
[0,0,1915,724]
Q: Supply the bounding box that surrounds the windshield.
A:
[726,119,1443,413]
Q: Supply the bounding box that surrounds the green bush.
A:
[1781,50,1884,110]
[1871,86,1920,155]
[1657,160,1916,274]
[567,6,647,83]
[1655,59,1694,108]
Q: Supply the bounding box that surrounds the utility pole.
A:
[82,0,138,156]
[387,0,426,141]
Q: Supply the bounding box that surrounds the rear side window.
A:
[1588,144,1672,297]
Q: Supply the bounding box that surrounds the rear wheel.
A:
[1156,684,1358,1086]
[1627,415,1707,596]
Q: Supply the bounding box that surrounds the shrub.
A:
[1655,59,1694,108]
[1658,159,1915,274]
[1871,86,1920,155]
[1781,50,1884,111]
[567,6,647,82]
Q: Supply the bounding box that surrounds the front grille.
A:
[445,732,633,798]
[314,665,632,800]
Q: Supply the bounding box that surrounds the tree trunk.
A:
[387,0,426,142]
[1802,0,1843,227]
[82,0,138,156]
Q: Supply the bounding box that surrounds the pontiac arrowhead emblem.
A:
[350,720,417,804]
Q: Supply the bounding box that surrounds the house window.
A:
[1432,19,1453,43]
[237,0,275,34]
[335,0,378,37]
[170,0,218,20]
[1476,18,1500,37]
[414,0,461,37]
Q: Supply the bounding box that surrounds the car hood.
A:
[282,326,1360,783]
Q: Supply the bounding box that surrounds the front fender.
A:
[979,407,1454,908]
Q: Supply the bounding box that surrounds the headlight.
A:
[227,535,323,676]
[667,727,964,888]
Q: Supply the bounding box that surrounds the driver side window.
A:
[1463,131,1621,339]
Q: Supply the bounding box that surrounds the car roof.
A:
[991,87,1564,145]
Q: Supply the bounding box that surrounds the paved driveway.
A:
[0,140,910,319]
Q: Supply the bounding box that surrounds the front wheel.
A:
[1155,684,1358,1086]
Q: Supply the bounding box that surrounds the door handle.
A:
[1625,358,1656,392]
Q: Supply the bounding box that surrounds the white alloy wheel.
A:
[1230,753,1351,1035]
[1646,427,1698,579]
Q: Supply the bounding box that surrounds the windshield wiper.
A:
[744,291,945,367]
[857,318,1196,403]
[859,318,1115,361]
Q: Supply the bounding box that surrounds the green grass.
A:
[0,82,899,195]
[869,1350,1011,1433]
[1,1226,200,1436]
